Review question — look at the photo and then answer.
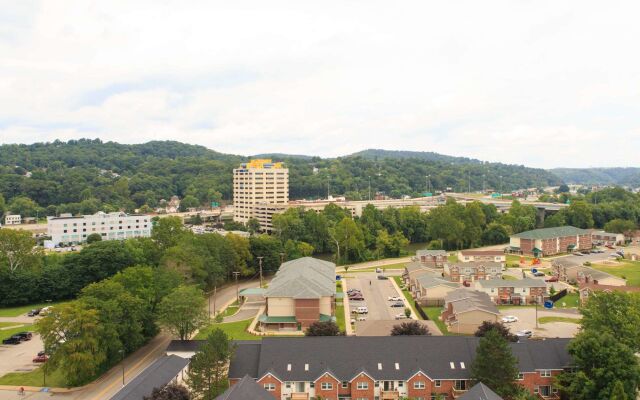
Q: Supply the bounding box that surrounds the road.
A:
[347,272,405,321]
[0,277,265,400]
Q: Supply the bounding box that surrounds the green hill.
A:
[550,168,640,186]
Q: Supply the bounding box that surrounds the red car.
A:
[545,276,558,282]
[33,354,48,363]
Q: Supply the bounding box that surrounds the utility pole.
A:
[257,256,264,288]
[232,271,240,304]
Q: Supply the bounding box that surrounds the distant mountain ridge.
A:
[550,167,640,186]
[348,149,482,164]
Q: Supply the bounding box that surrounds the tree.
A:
[610,381,628,400]
[564,200,594,229]
[0,229,42,273]
[305,321,341,336]
[556,331,639,400]
[557,184,570,193]
[390,321,430,336]
[36,302,106,386]
[580,292,640,352]
[86,233,102,244]
[604,219,636,234]
[470,329,519,398]
[158,285,209,340]
[152,217,187,251]
[143,384,191,400]
[186,329,234,399]
[246,218,261,235]
[333,217,365,263]
[179,195,200,211]
[481,223,510,245]
[8,196,40,217]
[474,321,517,342]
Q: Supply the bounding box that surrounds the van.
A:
[356,306,368,314]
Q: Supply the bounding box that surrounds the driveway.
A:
[346,272,406,321]
[222,298,264,323]
[500,308,581,338]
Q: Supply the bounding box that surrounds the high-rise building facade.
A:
[233,159,289,231]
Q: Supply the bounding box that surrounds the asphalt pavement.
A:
[347,272,405,321]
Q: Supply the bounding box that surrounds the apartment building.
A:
[211,336,570,400]
[474,278,547,305]
[233,159,289,231]
[415,250,448,268]
[442,289,500,334]
[4,214,21,225]
[444,262,503,283]
[457,250,505,267]
[260,257,336,331]
[508,226,591,257]
[412,273,460,306]
[47,211,151,245]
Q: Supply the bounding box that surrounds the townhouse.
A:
[457,250,505,267]
[444,262,503,283]
[552,260,626,286]
[403,262,438,292]
[441,289,500,334]
[260,257,336,332]
[474,278,547,305]
[578,282,640,305]
[412,273,460,307]
[415,250,448,268]
[207,336,572,400]
[589,230,624,246]
[508,226,591,257]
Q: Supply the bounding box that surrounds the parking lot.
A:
[0,331,43,378]
[346,271,406,321]
[500,308,581,338]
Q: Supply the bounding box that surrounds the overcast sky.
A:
[1,1,639,168]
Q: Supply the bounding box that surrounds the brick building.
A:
[457,250,506,267]
[259,257,336,331]
[441,289,500,334]
[474,278,547,305]
[509,226,591,257]
[444,262,502,283]
[415,249,448,267]
[205,336,572,400]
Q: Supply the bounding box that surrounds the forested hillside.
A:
[349,148,481,164]
[551,167,640,186]
[0,139,562,216]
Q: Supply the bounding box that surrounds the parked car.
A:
[545,276,558,282]
[390,302,404,308]
[37,350,46,357]
[350,318,356,324]
[394,313,408,320]
[533,272,545,277]
[357,316,367,321]
[516,330,533,338]
[2,336,21,345]
[375,268,382,273]
[27,309,40,317]
[349,295,365,301]
[501,315,518,323]
[573,252,584,256]
[388,296,402,301]
[355,306,369,314]
[347,289,361,294]
[15,332,33,341]
[580,250,590,255]
[605,244,615,249]
[32,354,48,363]
[462,280,471,287]
[377,275,388,280]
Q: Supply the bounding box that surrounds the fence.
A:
[414,301,428,320]
[549,289,568,303]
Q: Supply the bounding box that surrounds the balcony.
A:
[291,393,309,400]
[381,391,399,400]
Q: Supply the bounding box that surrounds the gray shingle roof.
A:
[476,278,547,289]
[405,261,430,273]
[265,257,336,299]
[417,249,447,257]
[459,382,503,400]
[110,355,189,400]
[228,336,572,382]
[215,375,273,400]
[445,289,499,315]
[512,226,588,240]
[416,274,459,289]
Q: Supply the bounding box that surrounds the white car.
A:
[516,329,533,338]
[502,315,518,323]
[388,296,402,302]
[395,313,408,320]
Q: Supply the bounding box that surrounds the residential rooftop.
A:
[511,226,589,240]
[264,257,336,299]
[476,278,547,289]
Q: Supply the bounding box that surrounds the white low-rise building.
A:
[4,214,22,225]
[47,212,152,245]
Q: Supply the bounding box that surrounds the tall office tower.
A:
[233,159,289,231]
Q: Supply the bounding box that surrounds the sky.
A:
[1,1,639,168]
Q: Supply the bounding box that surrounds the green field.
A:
[0,302,64,318]
[553,292,579,308]
[538,316,580,324]
[195,318,259,341]
[336,282,345,332]
[0,324,33,341]
[0,366,66,388]
[448,254,459,263]
[591,261,640,287]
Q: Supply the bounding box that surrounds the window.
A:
[517,373,524,380]
[540,370,551,377]
[264,383,275,391]
[321,382,333,390]
[285,382,291,389]
[434,380,441,387]
[342,381,348,388]
[537,385,551,397]
[357,382,369,390]
[454,380,467,391]
[414,381,426,389]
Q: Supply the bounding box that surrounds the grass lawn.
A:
[392,277,421,320]
[195,318,259,341]
[538,316,580,324]
[448,254,459,263]
[348,263,406,272]
[553,292,579,308]
[220,301,239,318]
[0,301,65,318]
[0,322,25,329]
[423,306,450,335]
[591,261,640,287]
[0,324,33,341]
[335,282,346,332]
[502,275,518,280]
[0,366,66,388]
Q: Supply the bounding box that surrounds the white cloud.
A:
[0,0,639,167]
